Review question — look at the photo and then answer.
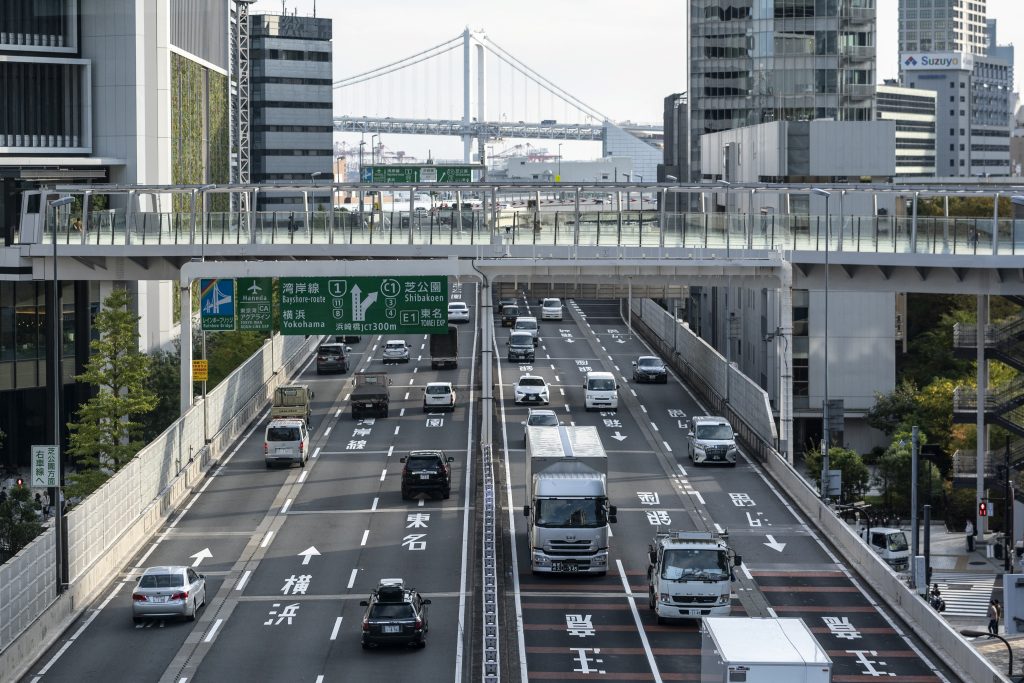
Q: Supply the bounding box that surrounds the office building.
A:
[875,82,937,177]
[686,0,876,181]
[899,14,1012,176]
[898,0,988,55]
[250,14,333,213]
[0,1,231,470]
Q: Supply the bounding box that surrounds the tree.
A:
[866,379,918,437]
[66,289,157,497]
[140,344,182,442]
[805,445,870,503]
[0,485,43,562]
[874,429,943,517]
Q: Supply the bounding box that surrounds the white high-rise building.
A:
[898,0,988,55]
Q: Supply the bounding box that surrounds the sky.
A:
[250,0,1024,160]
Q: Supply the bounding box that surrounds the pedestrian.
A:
[42,489,51,516]
[33,492,42,510]
[988,598,1000,636]
[966,519,975,552]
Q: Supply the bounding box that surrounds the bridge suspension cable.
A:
[333,33,463,89]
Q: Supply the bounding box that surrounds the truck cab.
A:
[647,530,740,622]
[859,526,910,572]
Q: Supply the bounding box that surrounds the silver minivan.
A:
[513,316,540,346]
[264,418,309,468]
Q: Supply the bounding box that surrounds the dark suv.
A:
[316,343,351,374]
[400,450,454,500]
[632,355,667,383]
[501,304,520,327]
[359,578,431,649]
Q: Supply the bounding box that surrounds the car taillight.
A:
[362,618,369,632]
[132,593,147,602]
[171,591,188,601]
[263,442,268,455]
[414,617,423,630]
[299,441,304,453]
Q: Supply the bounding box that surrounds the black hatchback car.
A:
[360,579,431,649]
[316,343,351,374]
[400,450,454,500]
[632,355,668,383]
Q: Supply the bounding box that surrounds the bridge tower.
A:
[462,28,488,164]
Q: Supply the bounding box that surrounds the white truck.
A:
[701,617,832,683]
[523,425,617,575]
[860,526,910,572]
[647,530,741,622]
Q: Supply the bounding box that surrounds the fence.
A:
[0,332,319,681]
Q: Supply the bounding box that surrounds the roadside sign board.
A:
[278,276,448,335]
[363,165,477,183]
[200,278,236,331]
[192,359,209,382]
[31,445,58,488]
[237,277,273,331]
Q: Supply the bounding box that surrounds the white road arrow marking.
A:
[190,548,213,567]
[763,535,786,552]
[298,546,321,565]
[564,339,575,343]
[610,431,628,442]
[615,339,626,344]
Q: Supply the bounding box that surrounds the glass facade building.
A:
[688,0,877,180]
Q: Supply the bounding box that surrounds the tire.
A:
[133,616,143,625]
[265,461,272,469]
[423,405,429,413]
[361,642,370,650]
[299,457,306,468]
[442,488,451,500]
[382,406,389,418]
[186,599,197,621]
[401,488,410,501]
[659,376,667,384]
[657,616,666,625]
[417,638,427,649]
[352,409,361,420]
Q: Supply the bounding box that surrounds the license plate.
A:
[149,596,168,603]
[552,562,579,572]
[382,625,401,633]
[275,448,289,454]
[683,608,701,616]
[419,474,431,480]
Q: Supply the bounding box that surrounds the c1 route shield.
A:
[278,276,448,335]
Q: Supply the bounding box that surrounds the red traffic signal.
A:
[979,501,989,517]
[15,478,23,488]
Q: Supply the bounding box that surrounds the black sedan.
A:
[497,297,518,313]
[360,579,430,649]
[632,355,668,383]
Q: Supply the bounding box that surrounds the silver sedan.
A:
[131,565,206,623]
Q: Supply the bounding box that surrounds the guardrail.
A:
[629,297,1005,683]
[0,332,320,682]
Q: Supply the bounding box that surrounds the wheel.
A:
[133,616,143,625]
[401,488,410,500]
[659,376,667,384]
[361,642,370,650]
[729,461,737,468]
[383,406,389,418]
[423,405,429,413]
[442,488,451,500]
[657,616,666,625]
[417,638,427,649]
[352,410,361,420]
[403,358,409,363]
[299,457,306,468]
[186,599,197,621]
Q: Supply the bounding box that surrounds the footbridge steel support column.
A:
[778,262,794,464]
[478,270,493,447]
[977,294,989,536]
[180,283,193,413]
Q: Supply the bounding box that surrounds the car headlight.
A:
[533,553,551,566]
[719,592,731,604]
[694,444,706,452]
[659,593,671,602]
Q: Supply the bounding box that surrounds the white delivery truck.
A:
[701,617,832,683]
[523,425,617,575]
[647,530,741,622]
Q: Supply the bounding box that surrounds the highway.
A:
[21,284,955,682]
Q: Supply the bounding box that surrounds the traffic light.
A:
[15,478,23,488]
[979,500,989,517]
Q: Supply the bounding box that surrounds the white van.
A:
[264,419,309,468]
[584,371,619,411]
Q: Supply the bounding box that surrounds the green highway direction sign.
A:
[362,165,478,183]
[200,278,236,331]
[238,277,273,331]
[279,276,448,335]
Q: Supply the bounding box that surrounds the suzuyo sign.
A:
[900,51,972,71]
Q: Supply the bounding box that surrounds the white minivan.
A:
[584,371,619,411]
[264,419,309,468]
[540,297,563,321]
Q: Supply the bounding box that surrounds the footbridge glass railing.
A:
[37,208,1024,256]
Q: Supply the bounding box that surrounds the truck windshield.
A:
[535,499,606,528]
[695,424,733,440]
[661,549,729,580]
[887,532,909,552]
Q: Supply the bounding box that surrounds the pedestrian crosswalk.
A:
[931,571,996,618]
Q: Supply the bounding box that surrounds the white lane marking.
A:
[329,617,343,641]
[564,405,571,413]
[260,531,274,548]
[714,523,725,534]
[324,426,331,437]
[418,499,425,507]
[360,530,369,546]
[404,392,410,400]
[650,421,659,432]
[616,559,663,683]
[298,471,308,483]
[640,405,647,413]
[281,498,292,514]
[413,367,418,373]
[312,447,320,459]
[663,441,672,452]
[204,618,223,643]
[408,379,415,385]
[420,343,425,350]
[629,389,637,397]
[545,353,551,359]
[316,677,325,683]
[347,568,359,589]
[335,408,342,418]
[235,570,252,591]
[371,344,378,352]
[613,365,620,371]
[550,364,555,370]
[133,540,161,569]
[371,497,378,511]
[35,640,75,676]
[400,408,406,416]
[554,375,561,382]
[677,464,687,476]
[767,607,779,618]
[380,469,387,481]
[394,425,400,435]
[387,446,394,458]
[692,490,705,505]
[559,388,565,396]
[343,393,350,402]
[740,563,753,581]
[417,355,422,362]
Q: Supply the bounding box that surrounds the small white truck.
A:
[701,617,832,682]
[647,530,740,622]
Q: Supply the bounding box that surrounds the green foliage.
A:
[899,302,974,386]
[140,344,183,442]
[0,485,44,562]
[873,430,944,517]
[66,289,157,494]
[65,468,111,501]
[866,379,918,437]
[805,445,870,503]
[204,330,268,387]
[917,196,1015,218]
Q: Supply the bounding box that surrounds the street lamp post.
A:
[557,143,563,179]
[371,134,380,167]
[49,195,73,594]
[812,188,831,498]
[959,630,1015,680]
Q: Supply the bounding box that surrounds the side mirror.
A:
[520,421,526,426]
[523,505,530,517]
[687,431,694,438]
[609,513,618,524]
[632,361,637,367]
[310,391,315,399]
[734,432,739,439]
[400,456,407,463]
[359,600,369,606]
[733,555,742,566]
[615,384,620,390]
[422,599,432,605]
[446,456,454,463]
[346,347,352,353]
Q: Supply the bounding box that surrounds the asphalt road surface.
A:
[22,284,957,683]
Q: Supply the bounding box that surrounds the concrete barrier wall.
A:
[0,333,319,682]
[629,297,1004,682]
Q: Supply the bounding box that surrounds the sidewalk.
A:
[921,524,1022,680]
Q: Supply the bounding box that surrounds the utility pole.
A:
[1006,436,1013,572]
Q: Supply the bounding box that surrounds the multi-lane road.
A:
[23,283,955,682]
